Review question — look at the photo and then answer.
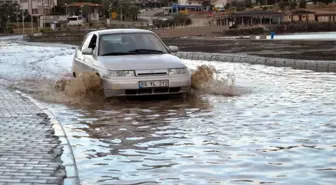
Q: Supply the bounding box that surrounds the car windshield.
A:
[98,33,169,56]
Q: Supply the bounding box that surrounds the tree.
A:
[224,3,231,9]
[112,0,140,21]
[231,0,246,11]
[82,5,90,20]
[202,1,212,8]
[299,0,307,8]
[245,0,253,8]
[279,1,286,10]
[319,0,333,5]
[289,2,297,10]
[0,3,25,33]
[129,5,140,21]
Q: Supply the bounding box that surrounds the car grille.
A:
[137,72,167,76]
[125,87,181,95]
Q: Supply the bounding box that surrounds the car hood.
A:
[97,54,185,70]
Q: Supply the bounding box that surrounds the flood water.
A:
[1,39,336,185]
[266,31,336,40]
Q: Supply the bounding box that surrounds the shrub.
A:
[290,2,297,10]
[5,24,14,33]
[299,0,307,8]
[279,1,286,10]
[153,14,192,28]
[39,27,53,33]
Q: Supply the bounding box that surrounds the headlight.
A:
[108,70,135,77]
[168,68,188,75]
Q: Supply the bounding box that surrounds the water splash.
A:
[62,72,103,97]
[50,65,240,103]
[190,64,239,96]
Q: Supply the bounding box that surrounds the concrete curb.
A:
[15,90,81,185]
[174,52,336,72]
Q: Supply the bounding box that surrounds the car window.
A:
[88,34,97,51]
[81,34,93,51]
[67,17,78,21]
[98,33,168,56]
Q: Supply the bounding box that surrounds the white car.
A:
[67,16,85,26]
[72,28,191,97]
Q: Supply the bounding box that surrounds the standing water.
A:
[0,39,335,185]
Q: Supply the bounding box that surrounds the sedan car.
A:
[72,28,191,97]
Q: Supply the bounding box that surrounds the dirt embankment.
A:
[215,23,336,36]
[162,38,336,61]
[20,30,336,61]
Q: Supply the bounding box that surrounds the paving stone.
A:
[0,88,66,185]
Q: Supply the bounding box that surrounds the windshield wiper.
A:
[128,49,164,54]
[101,52,136,56]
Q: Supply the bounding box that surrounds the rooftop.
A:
[234,10,285,16]
[288,9,336,16]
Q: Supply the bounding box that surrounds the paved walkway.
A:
[0,88,66,185]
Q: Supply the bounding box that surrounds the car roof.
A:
[89,28,154,36]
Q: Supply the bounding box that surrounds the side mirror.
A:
[168,45,179,53]
[82,48,93,55]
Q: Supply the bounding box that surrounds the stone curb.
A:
[174,52,336,72]
[15,90,81,185]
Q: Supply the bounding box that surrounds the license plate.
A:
[139,80,169,88]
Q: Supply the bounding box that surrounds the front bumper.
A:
[102,75,191,97]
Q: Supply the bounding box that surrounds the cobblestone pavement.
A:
[0,88,66,185]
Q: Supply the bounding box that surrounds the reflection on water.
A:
[1,40,336,185]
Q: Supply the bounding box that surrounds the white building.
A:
[12,0,57,16]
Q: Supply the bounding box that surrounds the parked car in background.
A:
[72,28,191,97]
[67,16,85,26]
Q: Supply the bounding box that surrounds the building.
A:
[0,0,13,4]
[1,0,57,15]
[284,9,336,23]
[214,10,285,26]
[63,2,102,21]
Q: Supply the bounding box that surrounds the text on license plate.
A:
[139,80,169,88]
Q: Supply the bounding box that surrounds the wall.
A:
[318,16,330,22]
[174,51,336,73]
[282,15,315,23]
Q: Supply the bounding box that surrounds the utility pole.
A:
[120,0,123,24]
[16,5,19,34]
[65,3,68,16]
[37,16,40,33]
[109,4,112,24]
[22,8,25,36]
[80,5,83,18]
[30,0,33,34]
[42,1,45,28]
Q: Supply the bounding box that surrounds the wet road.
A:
[1,39,336,185]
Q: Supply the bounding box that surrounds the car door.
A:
[73,33,97,74]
